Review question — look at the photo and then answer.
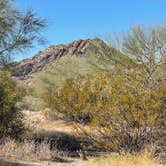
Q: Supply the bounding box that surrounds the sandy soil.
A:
[23,110,74,133]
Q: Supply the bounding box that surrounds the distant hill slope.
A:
[11,38,136,84]
[11,38,105,78]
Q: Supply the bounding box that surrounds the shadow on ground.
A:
[29,131,81,153]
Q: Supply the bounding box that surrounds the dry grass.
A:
[0,139,165,166]
[0,139,67,163]
[84,152,164,166]
[84,146,164,166]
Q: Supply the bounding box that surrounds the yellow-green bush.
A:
[51,71,165,152]
[52,74,109,124]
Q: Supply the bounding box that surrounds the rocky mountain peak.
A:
[12,38,106,82]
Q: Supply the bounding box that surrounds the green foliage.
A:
[0,71,24,139]
[122,26,166,81]
[0,0,46,66]
[0,0,46,139]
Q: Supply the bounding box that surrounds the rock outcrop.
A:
[12,38,106,83]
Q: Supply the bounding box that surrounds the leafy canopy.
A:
[0,0,46,66]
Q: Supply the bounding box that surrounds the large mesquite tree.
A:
[46,26,166,152]
[52,72,166,152]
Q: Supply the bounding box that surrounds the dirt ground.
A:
[0,158,85,166]
[23,110,74,133]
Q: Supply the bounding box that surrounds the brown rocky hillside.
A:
[11,38,135,85]
[11,38,108,82]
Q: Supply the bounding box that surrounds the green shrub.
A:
[50,71,166,152]
[0,71,25,139]
[32,55,114,108]
[51,74,109,124]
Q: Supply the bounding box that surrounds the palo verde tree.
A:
[122,26,166,85]
[0,0,46,66]
[0,0,46,138]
